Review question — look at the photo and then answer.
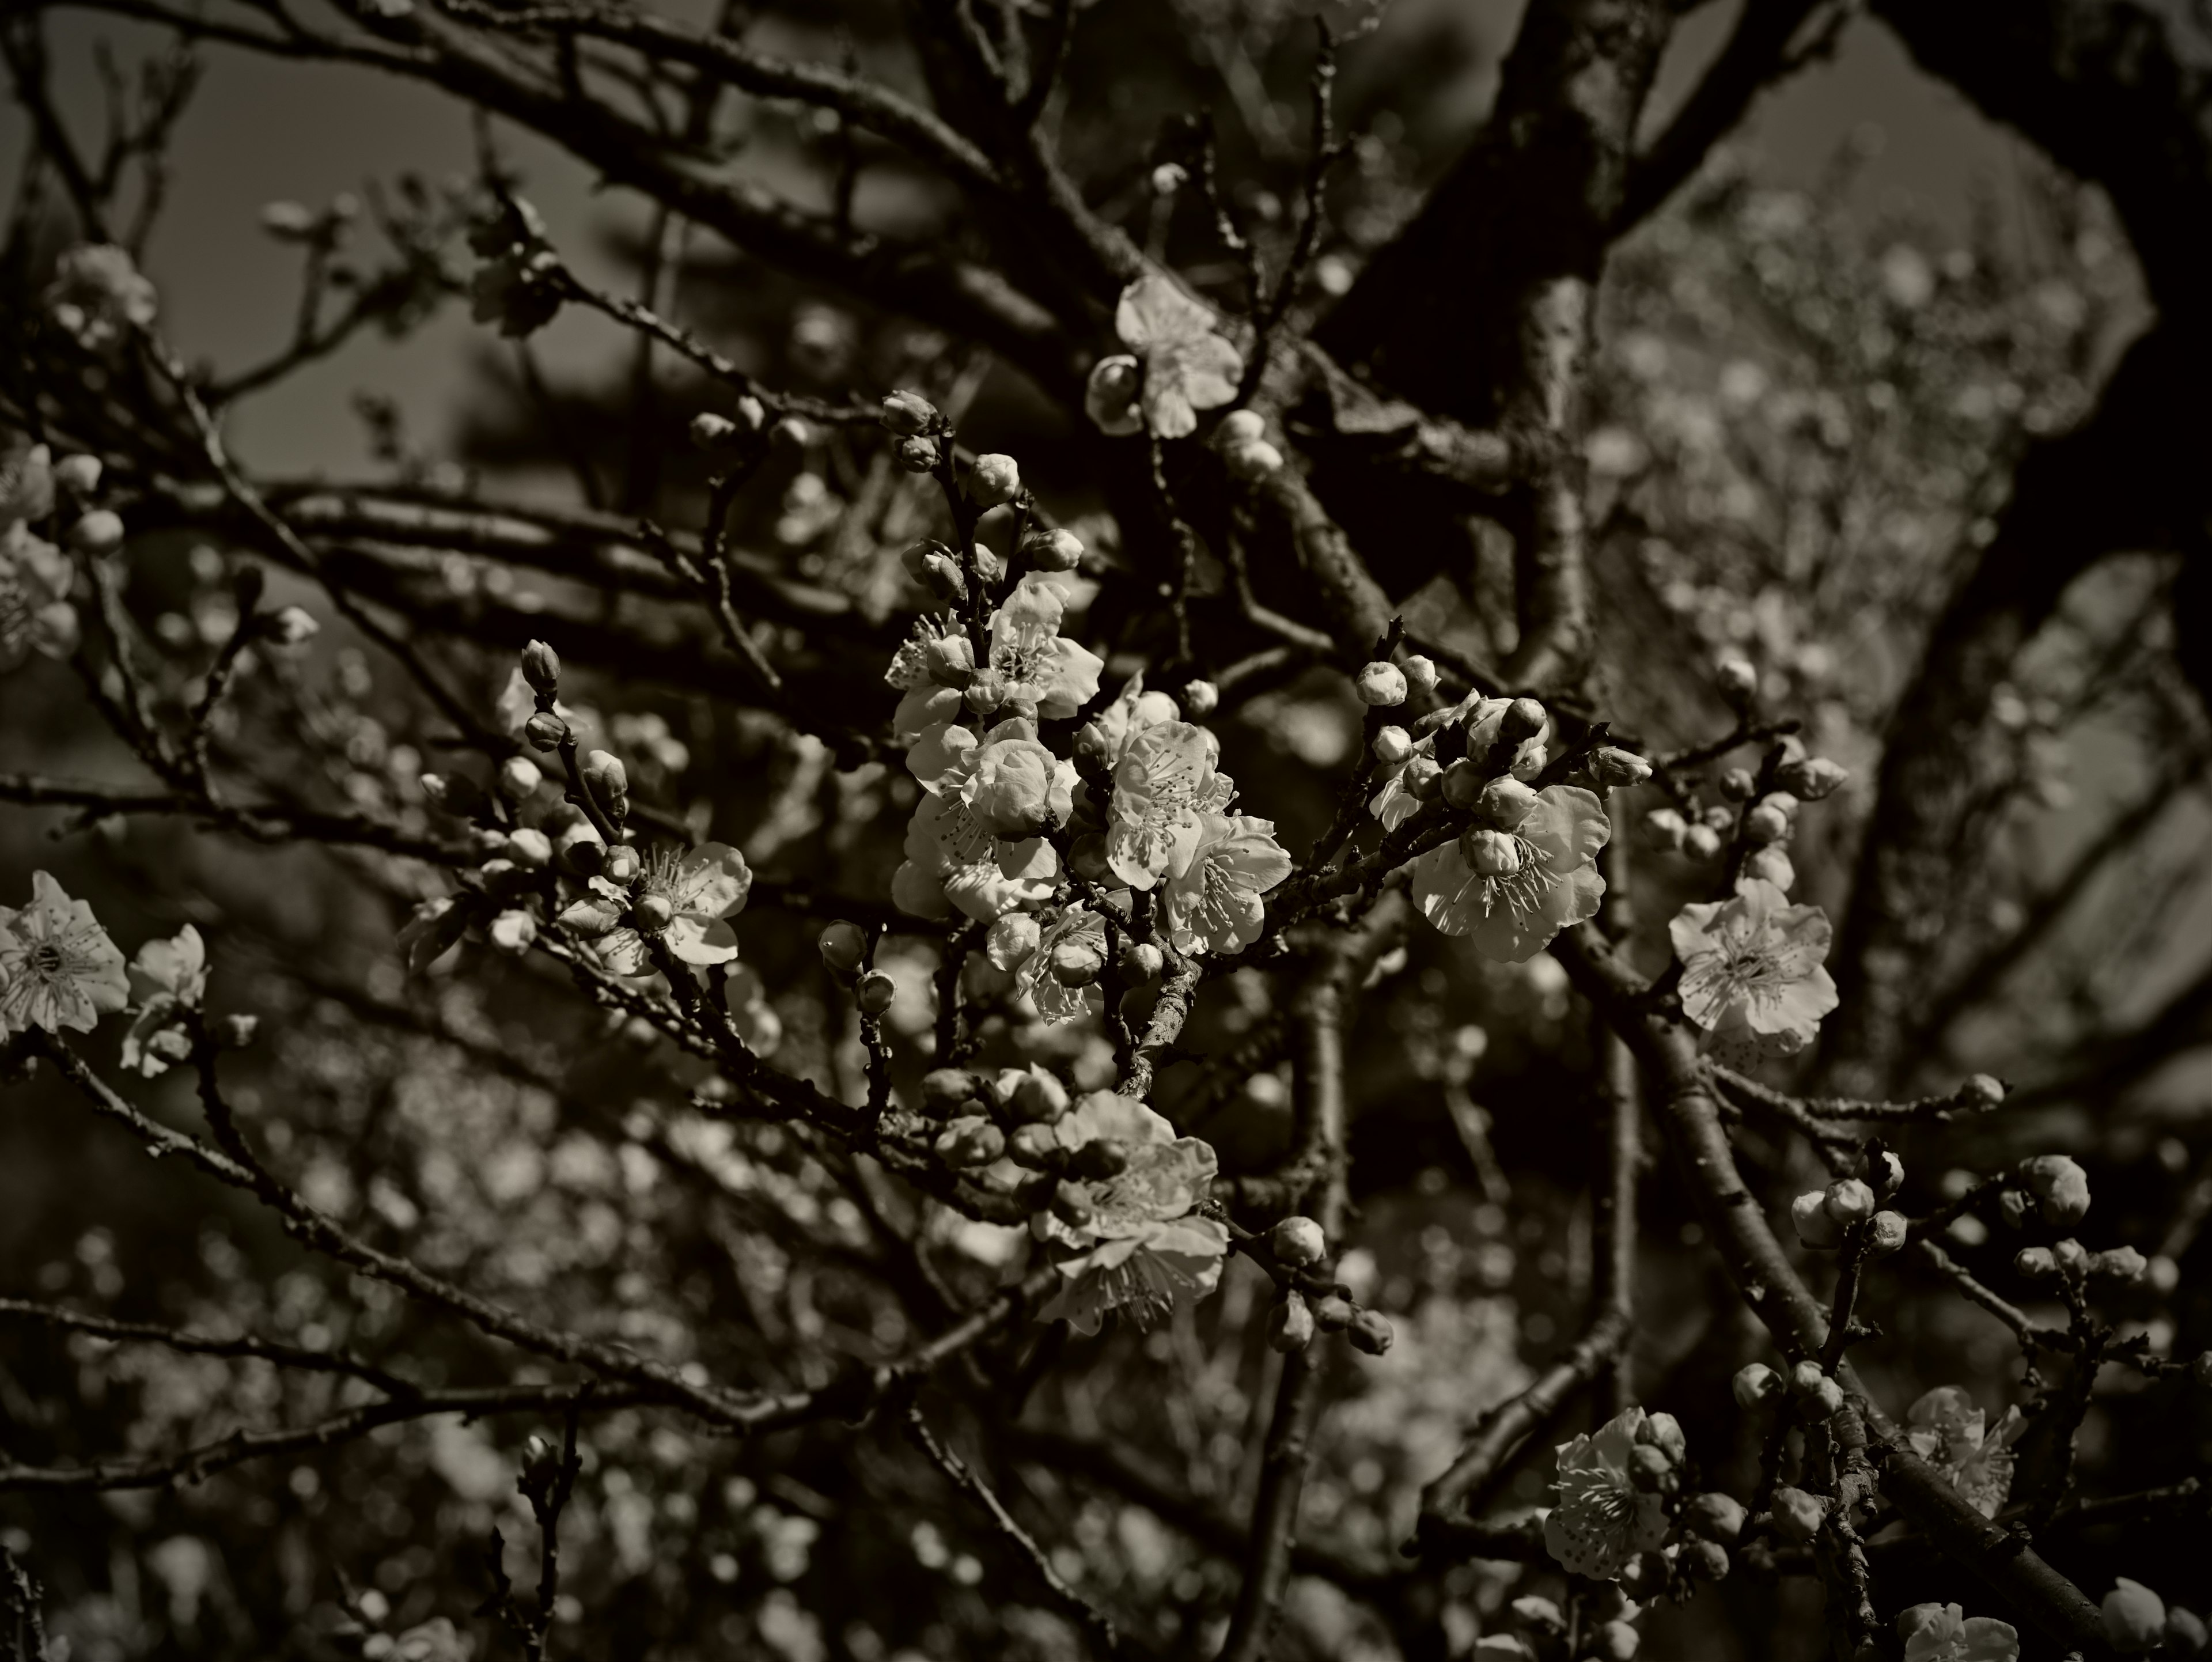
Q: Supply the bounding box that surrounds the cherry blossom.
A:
[1014,906,1109,1023]
[0,524,78,671]
[121,924,208,1077]
[1161,813,1291,955]
[1106,721,1233,889]
[1543,1406,1672,1580]
[591,843,752,975]
[0,872,129,1036]
[1085,275,1243,439]
[1905,1387,2024,1520]
[1668,878,1839,1066]
[46,244,159,350]
[1409,785,1611,960]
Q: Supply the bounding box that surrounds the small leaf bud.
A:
[1270,1216,1327,1267]
[520,639,561,696]
[69,509,126,554]
[213,1013,260,1048]
[1867,1211,1908,1254]
[1476,777,1539,831]
[1024,526,1084,572]
[855,970,897,1017]
[1460,827,1522,877]
[1268,1293,1316,1353]
[1401,654,1439,695]
[1355,661,1407,706]
[819,921,868,976]
[1716,658,1758,703]
[1499,697,1548,741]
[880,389,938,436]
[523,711,568,752]
[896,436,939,473]
[1732,1362,1781,1407]
[970,452,1021,506]
[1346,1309,1395,1356]
[1373,726,1415,767]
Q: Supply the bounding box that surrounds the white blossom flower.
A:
[1085,275,1243,439]
[0,872,130,1036]
[592,843,752,975]
[894,718,1069,922]
[1161,814,1291,955]
[1080,674,1183,769]
[978,575,1104,721]
[1904,1387,2024,1520]
[1409,786,1611,961]
[1897,1603,2020,1662]
[1668,878,1838,1066]
[1543,1407,1672,1580]
[46,244,158,350]
[120,924,208,1077]
[1014,906,1109,1023]
[1106,721,1233,889]
[1034,1091,1229,1333]
[0,441,55,530]
[0,524,78,670]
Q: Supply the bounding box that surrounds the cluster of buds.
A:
[908,1063,1080,1183]
[819,920,895,1017]
[1354,650,1442,710]
[1211,408,1283,481]
[2014,1239,2145,1286]
[2102,1578,2207,1656]
[1257,1214,1394,1357]
[1642,732,1847,883]
[1733,1357,1844,1424]
[1476,1586,1645,1660]
[1789,1169,1907,1257]
[690,397,770,456]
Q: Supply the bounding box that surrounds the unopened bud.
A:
[2020,1153,2090,1225]
[880,389,938,436]
[2088,1245,2147,1285]
[69,509,126,554]
[1150,161,1188,196]
[897,436,940,473]
[987,912,1040,971]
[819,921,868,976]
[213,1013,260,1048]
[1867,1210,1908,1254]
[1823,1178,1876,1226]
[1355,661,1407,707]
[524,711,568,752]
[689,412,738,449]
[488,909,539,954]
[1629,1443,1677,1494]
[1644,807,1688,850]
[1223,440,1284,480]
[1268,1293,1316,1353]
[498,756,544,799]
[1215,409,1265,447]
[1680,1539,1729,1581]
[1439,758,1484,808]
[1460,827,1521,877]
[1048,939,1104,988]
[1498,698,1548,742]
[1686,1492,1746,1544]
[772,417,814,450]
[54,453,103,494]
[1119,940,1164,980]
[1717,658,1758,702]
[1745,802,1791,845]
[1373,726,1415,767]
[1404,756,1444,800]
[1312,1294,1354,1331]
[970,453,1021,506]
[1777,755,1847,800]
[934,1115,1003,1168]
[1270,1216,1327,1267]
[734,396,766,432]
[521,639,561,696]
[1401,654,1439,696]
[918,1067,979,1117]
[855,970,897,1017]
[1957,1073,2006,1109]
[1588,747,1654,789]
[2104,1580,2169,1654]
[1476,776,1539,831]
[1347,1309,1395,1356]
[963,667,1009,716]
[2054,1237,2089,1275]
[1181,679,1219,718]
[1684,823,1724,860]
[1024,527,1084,572]
[506,827,552,870]
[582,749,628,819]
[1007,1123,1060,1169]
[264,605,319,645]
[2015,1245,2056,1280]
[1771,1487,1827,1544]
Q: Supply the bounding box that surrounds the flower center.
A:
[28,942,64,978]
[1482,835,1557,919]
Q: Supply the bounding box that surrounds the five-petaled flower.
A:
[1543,1406,1672,1580]
[1410,785,1611,961]
[591,843,752,976]
[1897,1603,2019,1662]
[893,718,1069,922]
[1904,1387,2024,1521]
[1086,275,1243,440]
[0,524,78,671]
[0,872,130,1036]
[1107,721,1232,890]
[121,924,208,1077]
[1669,877,1839,1066]
[1161,814,1291,956]
[1033,1091,1229,1334]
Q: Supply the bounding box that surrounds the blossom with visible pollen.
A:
[1409,786,1610,961]
[1085,275,1243,439]
[1107,721,1233,889]
[1161,813,1291,955]
[1668,878,1838,1065]
[590,843,751,975]
[1542,1407,1673,1580]
[1033,1091,1228,1333]
[0,872,130,1036]
[1905,1387,2024,1520]
[120,924,208,1077]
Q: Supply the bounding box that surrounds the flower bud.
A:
[1347,1309,1395,1356]
[1223,440,1285,481]
[1268,1293,1316,1353]
[1999,1188,2030,1231]
[1511,1596,1565,1635]
[482,763,537,809]
[1460,827,1521,877]
[1683,823,1724,861]
[1150,161,1188,195]
[1771,1487,1827,1544]
[1049,938,1104,987]
[54,453,103,494]
[266,605,320,646]
[819,921,868,976]
[1732,1362,1781,1408]
[1790,1361,1843,1418]
[213,1013,260,1048]
[488,909,539,953]
[1181,679,1219,718]
[1270,1216,1327,1267]
[518,639,561,696]
[1405,756,1444,800]
[1476,777,1539,831]
[897,436,940,473]
[1638,1411,1687,1466]
[1763,790,1802,820]
[1312,1294,1354,1331]
[582,747,627,805]
[855,969,897,1016]
[935,1115,1003,1168]
[1024,526,1084,572]
[524,711,567,752]
[1956,1073,2006,1109]
[1007,1123,1062,1168]
[1401,654,1438,696]
[69,509,126,554]
[880,389,938,436]
[506,827,553,869]
[1791,1190,1844,1250]
[1778,756,1848,800]
[1438,758,1483,808]
[2020,1154,2090,1225]
[1823,1178,1876,1227]
[1373,726,1415,767]
[470,827,510,862]
[604,844,643,885]
[1718,768,1755,801]
[1118,940,1164,982]
[1865,1148,1904,1194]
[1686,1491,1746,1544]
[1744,845,1796,891]
[970,453,1021,506]
[2165,1606,2209,1659]
[987,912,1040,971]
[2104,1579,2168,1653]
[2089,1245,2147,1284]
[629,891,674,930]
[1745,802,1791,845]
[1588,747,1654,789]
[1716,658,1758,702]
[1499,698,1548,742]
[1680,1539,1729,1581]
[1594,1621,1641,1661]
[918,1069,980,1118]
[692,412,740,450]
[1355,661,1407,706]
[1644,807,1688,850]
[1629,1443,1676,1494]
[1216,409,1265,447]
[420,772,488,819]
[2054,1237,2089,1275]
[2014,1244,2057,1281]
[1867,1211,1908,1254]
